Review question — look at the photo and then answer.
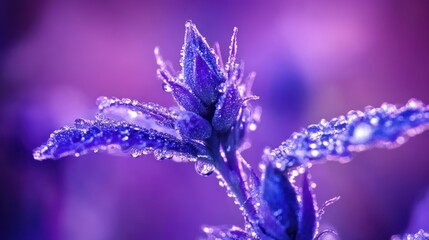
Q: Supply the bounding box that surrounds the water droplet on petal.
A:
[347,110,363,123]
[96,96,110,109]
[307,124,322,140]
[195,161,214,176]
[162,82,173,92]
[74,118,88,128]
[122,98,131,104]
[131,150,142,158]
[406,98,423,109]
[351,123,373,144]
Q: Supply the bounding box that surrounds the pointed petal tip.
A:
[184,20,198,39]
[185,20,193,27]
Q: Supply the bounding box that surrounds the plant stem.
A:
[211,133,258,222]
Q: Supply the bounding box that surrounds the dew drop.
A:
[307,124,322,140]
[142,147,154,155]
[351,123,373,144]
[122,98,132,104]
[248,122,257,131]
[347,110,363,123]
[219,180,225,187]
[381,102,397,114]
[154,150,173,160]
[96,96,110,109]
[317,230,339,240]
[162,82,173,92]
[131,150,142,158]
[195,161,214,176]
[406,98,423,109]
[309,149,320,158]
[74,118,87,128]
[33,150,43,160]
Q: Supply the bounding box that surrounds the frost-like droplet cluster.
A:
[269,99,429,170]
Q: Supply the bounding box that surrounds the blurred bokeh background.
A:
[1,0,429,239]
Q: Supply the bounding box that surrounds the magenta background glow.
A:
[1,1,429,239]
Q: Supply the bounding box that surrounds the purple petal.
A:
[157,68,208,116]
[225,27,238,79]
[96,96,177,135]
[297,172,316,240]
[182,21,225,105]
[33,118,209,162]
[175,111,212,140]
[212,84,242,132]
[261,163,299,238]
[269,99,429,170]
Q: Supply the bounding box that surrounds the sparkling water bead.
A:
[195,161,214,176]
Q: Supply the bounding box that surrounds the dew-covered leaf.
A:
[212,84,242,132]
[202,225,253,240]
[261,163,299,239]
[269,99,429,170]
[297,172,317,240]
[182,21,225,105]
[175,111,212,140]
[33,118,209,162]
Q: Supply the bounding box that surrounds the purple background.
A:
[1,1,429,239]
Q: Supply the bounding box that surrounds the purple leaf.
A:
[297,172,316,240]
[202,225,252,240]
[33,118,209,162]
[182,21,225,105]
[269,99,429,170]
[260,163,299,239]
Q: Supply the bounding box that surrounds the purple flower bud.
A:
[182,21,225,105]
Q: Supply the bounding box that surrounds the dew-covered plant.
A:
[33,21,429,240]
